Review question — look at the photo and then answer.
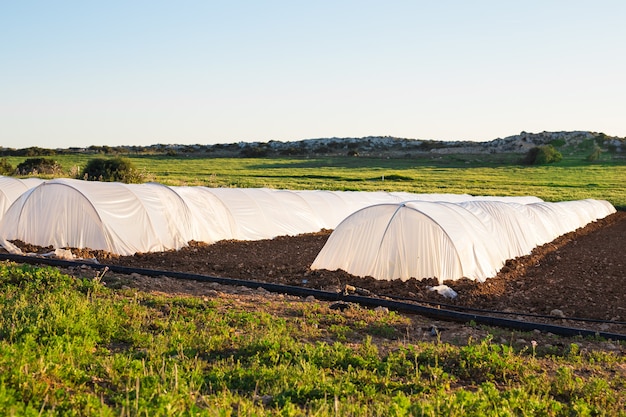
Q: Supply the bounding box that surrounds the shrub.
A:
[16,158,63,175]
[88,145,116,154]
[81,157,145,183]
[240,145,269,157]
[279,147,303,156]
[0,158,14,175]
[587,145,602,162]
[521,145,562,165]
[314,145,331,154]
[23,147,56,156]
[549,139,566,147]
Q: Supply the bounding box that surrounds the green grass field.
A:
[0,264,624,416]
[4,151,626,209]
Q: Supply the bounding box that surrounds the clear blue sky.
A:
[2,1,625,149]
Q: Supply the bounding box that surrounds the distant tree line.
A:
[0,147,58,157]
[0,145,153,157]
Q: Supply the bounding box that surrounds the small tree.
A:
[16,158,63,175]
[81,157,145,183]
[521,145,562,165]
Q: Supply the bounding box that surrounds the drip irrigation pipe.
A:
[382,294,626,325]
[1,252,625,342]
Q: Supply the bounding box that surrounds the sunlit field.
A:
[0,264,623,415]
[4,152,625,209]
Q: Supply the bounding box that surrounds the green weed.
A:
[0,262,625,415]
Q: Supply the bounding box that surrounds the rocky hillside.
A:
[2,131,624,158]
[182,130,625,158]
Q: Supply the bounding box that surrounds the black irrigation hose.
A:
[382,293,626,325]
[1,252,625,342]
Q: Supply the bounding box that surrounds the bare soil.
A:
[5,211,626,340]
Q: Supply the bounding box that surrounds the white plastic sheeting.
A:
[309,201,504,282]
[205,188,322,240]
[167,186,237,244]
[311,199,616,283]
[0,179,196,255]
[1,178,550,255]
[0,176,44,215]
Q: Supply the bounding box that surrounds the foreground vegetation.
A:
[0,263,624,416]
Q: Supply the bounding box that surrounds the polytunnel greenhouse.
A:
[0,177,616,284]
[0,178,196,255]
[1,178,509,255]
[0,176,44,215]
[310,198,616,283]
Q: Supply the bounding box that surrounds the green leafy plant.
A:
[81,157,146,183]
[587,145,602,162]
[0,263,625,415]
[521,145,563,165]
[549,139,566,147]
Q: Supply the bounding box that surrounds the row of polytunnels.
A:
[0,176,615,282]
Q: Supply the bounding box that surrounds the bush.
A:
[88,145,116,154]
[587,145,602,162]
[549,139,566,147]
[240,145,269,157]
[279,147,303,156]
[81,157,145,183]
[521,145,562,165]
[0,158,14,175]
[16,158,63,175]
[23,147,56,157]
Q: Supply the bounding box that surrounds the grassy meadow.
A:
[3,150,626,209]
[1,147,625,414]
[0,263,624,416]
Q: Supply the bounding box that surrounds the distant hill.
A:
[1,131,624,158]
